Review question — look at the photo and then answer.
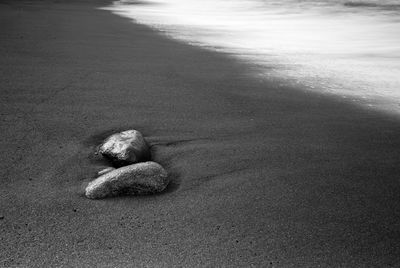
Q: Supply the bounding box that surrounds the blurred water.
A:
[106,0,400,114]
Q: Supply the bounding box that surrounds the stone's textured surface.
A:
[98,130,150,166]
[97,167,115,176]
[85,162,169,199]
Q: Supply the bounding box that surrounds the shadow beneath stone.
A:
[161,168,181,194]
[149,137,211,149]
[87,150,110,167]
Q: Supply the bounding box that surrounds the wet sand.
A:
[1,0,400,267]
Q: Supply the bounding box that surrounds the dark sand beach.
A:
[1,0,400,266]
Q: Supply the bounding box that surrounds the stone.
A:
[85,161,169,199]
[98,130,150,167]
[98,167,115,176]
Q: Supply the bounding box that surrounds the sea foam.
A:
[106,0,400,114]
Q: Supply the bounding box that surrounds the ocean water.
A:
[106,0,400,114]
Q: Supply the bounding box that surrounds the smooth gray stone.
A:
[85,161,169,199]
[98,130,150,166]
[97,167,115,176]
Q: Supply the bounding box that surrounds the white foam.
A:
[106,0,400,114]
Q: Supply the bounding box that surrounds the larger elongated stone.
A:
[98,130,150,166]
[85,162,169,199]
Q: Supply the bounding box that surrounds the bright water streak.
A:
[107,0,400,114]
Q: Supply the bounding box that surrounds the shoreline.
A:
[1,0,400,266]
[108,0,400,118]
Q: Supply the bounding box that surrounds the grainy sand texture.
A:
[1,0,400,267]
